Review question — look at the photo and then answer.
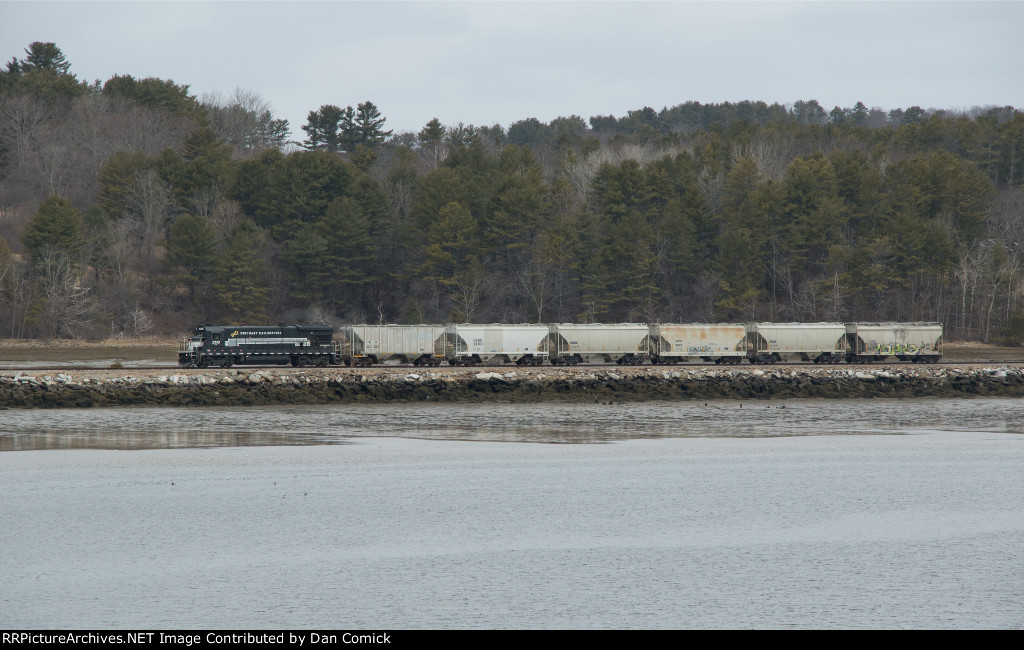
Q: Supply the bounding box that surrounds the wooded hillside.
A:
[2,43,1022,342]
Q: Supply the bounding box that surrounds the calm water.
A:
[1,398,1022,629]
[3,397,1024,451]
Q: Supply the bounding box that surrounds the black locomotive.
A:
[177,324,339,368]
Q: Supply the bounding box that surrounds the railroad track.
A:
[3,360,1022,373]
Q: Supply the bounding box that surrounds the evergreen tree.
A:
[164,214,217,303]
[101,74,201,117]
[301,104,344,153]
[214,220,270,322]
[317,197,377,312]
[281,224,331,303]
[354,101,392,148]
[21,195,84,264]
[1,41,85,103]
[421,202,487,321]
[20,42,71,74]
[418,118,446,147]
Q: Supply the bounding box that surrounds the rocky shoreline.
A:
[2,364,1024,408]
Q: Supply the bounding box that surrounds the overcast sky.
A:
[3,1,1022,139]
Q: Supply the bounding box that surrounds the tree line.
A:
[1,42,1022,343]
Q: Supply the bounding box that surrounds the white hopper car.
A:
[548,323,649,365]
[743,322,848,364]
[844,322,943,363]
[340,325,446,367]
[648,323,747,365]
[446,324,550,366]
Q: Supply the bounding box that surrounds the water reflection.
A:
[1,398,1023,451]
[0,429,352,452]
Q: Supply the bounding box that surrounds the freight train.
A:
[174,321,944,368]
[178,321,942,366]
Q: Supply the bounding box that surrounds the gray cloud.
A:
[3,1,1021,138]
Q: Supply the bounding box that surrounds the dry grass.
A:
[941,342,1024,363]
[0,337,179,362]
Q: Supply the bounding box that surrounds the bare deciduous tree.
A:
[36,248,98,338]
[202,88,289,155]
[0,94,51,167]
[732,131,794,182]
[124,170,177,275]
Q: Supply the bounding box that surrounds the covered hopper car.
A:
[446,324,549,366]
[340,325,446,367]
[844,322,942,363]
[743,322,848,364]
[548,323,649,365]
[648,323,747,364]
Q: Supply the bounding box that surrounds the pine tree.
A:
[21,195,84,264]
[354,101,392,148]
[164,214,216,303]
[215,221,270,322]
